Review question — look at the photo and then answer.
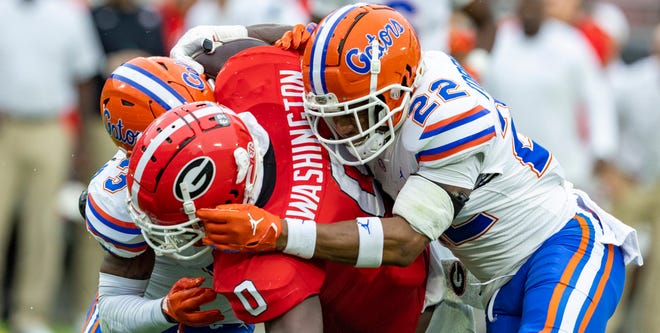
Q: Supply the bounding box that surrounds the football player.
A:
[169,17,482,333]
[80,56,252,333]
[82,42,430,332]
[195,4,643,332]
[125,46,429,333]
[81,23,331,333]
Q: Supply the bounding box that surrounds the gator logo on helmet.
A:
[103,108,141,148]
[345,18,405,74]
[173,156,216,201]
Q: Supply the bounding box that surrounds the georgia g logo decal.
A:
[173,156,216,201]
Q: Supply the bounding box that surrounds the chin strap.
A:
[368,38,381,130]
[369,37,381,95]
[179,182,197,222]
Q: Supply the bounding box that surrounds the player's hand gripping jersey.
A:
[367,50,641,301]
[211,46,428,333]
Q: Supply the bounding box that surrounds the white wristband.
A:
[283,219,316,259]
[355,217,384,267]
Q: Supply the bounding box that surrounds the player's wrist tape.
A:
[355,217,384,267]
[161,298,177,323]
[283,218,316,259]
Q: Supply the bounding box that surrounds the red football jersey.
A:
[212,46,427,332]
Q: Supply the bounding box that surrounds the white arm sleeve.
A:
[97,272,174,333]
[393,175,454,240]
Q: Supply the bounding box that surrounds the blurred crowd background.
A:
[0,0,658,332]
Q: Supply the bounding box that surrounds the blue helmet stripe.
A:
[309,3,364,95]
[110,62,186,110]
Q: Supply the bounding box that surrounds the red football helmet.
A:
[100,56,215,152]
[126,101,259,260]
[302,4,421,165]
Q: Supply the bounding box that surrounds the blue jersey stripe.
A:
[86,218,146,250]
[416,126,495,159]
[86,199,142,235]
[420,108,490,139]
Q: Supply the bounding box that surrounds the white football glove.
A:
[169,25,248,74]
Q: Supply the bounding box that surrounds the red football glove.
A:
[161,277,224,327]
[197,203,282,253]
[274,23,315,54]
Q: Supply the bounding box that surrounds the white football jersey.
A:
[368,51,577,285]
[85,149,240,324]
[85,150,145,258]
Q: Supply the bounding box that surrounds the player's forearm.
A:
[311,220,361,265]
[279,215,430,267]
[381,215,433,265]
[97,273,173,333]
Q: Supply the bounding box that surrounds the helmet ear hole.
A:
[155,60,169,71]
[230,189,240,199]
[402,63,416,88]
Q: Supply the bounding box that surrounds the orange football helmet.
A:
[302,3,421,165]
[126,101,259,260]
[100,56,215,152]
